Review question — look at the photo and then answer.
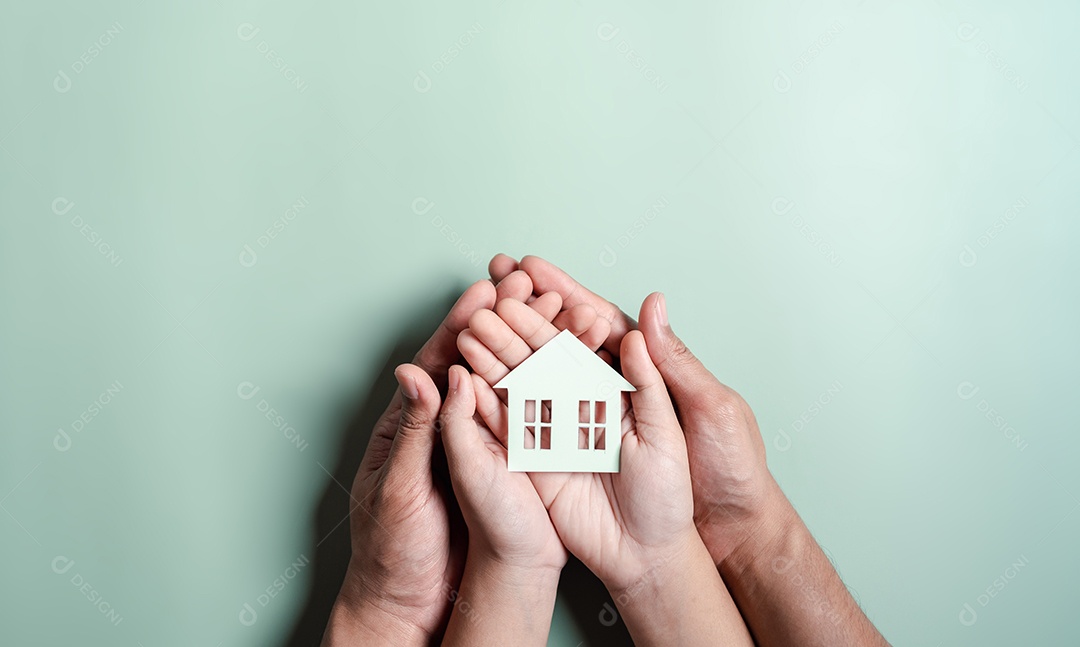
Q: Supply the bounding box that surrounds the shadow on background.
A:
[284,285,633,647]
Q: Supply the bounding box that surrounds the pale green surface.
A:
[2,1,1078,645]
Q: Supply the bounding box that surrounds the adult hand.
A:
[322,280,496,646]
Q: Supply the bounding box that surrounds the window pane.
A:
[541,400,552,423]
[524,399,536,423]
[524,425,535,449]
[595,426,606,450]
[578,400,590,423]
[540,426,551,450]
[578,426,589,449]
[594,401,606,424]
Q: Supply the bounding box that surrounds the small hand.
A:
[458,296,699,592]
[436,364,567,647]
[439,364,567,572]
[492,255,779,564]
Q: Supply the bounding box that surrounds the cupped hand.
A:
[438,364,567,572]
[458,295,701,592]
[490,254,781,565]
[339,280,495,638]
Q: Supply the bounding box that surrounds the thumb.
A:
[620,330,682,449]
[637,292,721,407]
[438,365,484,472]
[386,364,442,470]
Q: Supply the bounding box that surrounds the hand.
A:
[490,255,780,565]
[323,280,496,646]
[437,364,566,646]
[492,255,888,646]
[439,364,567,571]
[457,295,699,592]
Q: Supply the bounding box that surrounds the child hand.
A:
[457,296,700,593]
[438,365,568,572]
[437,364,567,647]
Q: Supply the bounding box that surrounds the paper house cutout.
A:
[494,329,636,473]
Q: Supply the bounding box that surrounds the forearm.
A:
[442,552,560,647]
[718,483,888,646]
[608,534,753,647]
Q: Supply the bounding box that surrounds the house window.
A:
[578,400,607,450]
[524,399,551,450]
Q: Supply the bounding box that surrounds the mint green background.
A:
[3,1,1078,645]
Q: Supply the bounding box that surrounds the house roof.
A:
[493,329,636,393]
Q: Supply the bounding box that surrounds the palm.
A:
[457,292,697,589]
[528,405,693,589]
[458,416,567,569]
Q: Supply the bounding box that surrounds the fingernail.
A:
[448,366,461,391]
[396,369,419,400]
[656,292,669,327]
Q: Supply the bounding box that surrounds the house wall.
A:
[507,387,622,473]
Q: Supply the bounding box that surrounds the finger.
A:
[469,307,535,372]
[518,255,636,355]
[413,280,497,384]
[439,366,486,474]
[488,253,519,283]
[620,330,682,449]
[527,291,563,322]
[457,328,510,386]
[472,373,509,447]
[576,308,611,352]
[637,292,728,414]
[495,269,533,303]
[385,364,444,470]
[552,303,598,338]
[494,298,561,351]
[550,302,607,351]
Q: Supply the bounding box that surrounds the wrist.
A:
[603,530,743,646]
[466,547,563,594]
[717,478,801,580]
[323,562,431,646]
[604,529,704,607]
[442,549,562,645]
